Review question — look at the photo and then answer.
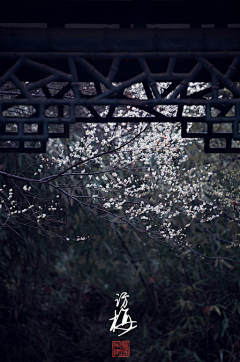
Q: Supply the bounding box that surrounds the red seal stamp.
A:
[112,341,130,357]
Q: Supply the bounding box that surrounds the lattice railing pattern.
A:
[0,52,240,152]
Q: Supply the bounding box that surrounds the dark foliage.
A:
[1,217,240,362]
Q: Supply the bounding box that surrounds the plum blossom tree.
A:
[0,81,239,262]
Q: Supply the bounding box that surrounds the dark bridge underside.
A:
[0,0,240,153]
[1,0,240,28]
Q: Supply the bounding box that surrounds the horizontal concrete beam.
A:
[1,28,240,52]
